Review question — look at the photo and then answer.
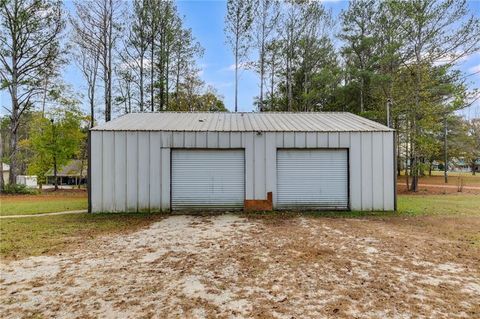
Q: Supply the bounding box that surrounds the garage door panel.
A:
[277,149,348,209]
[172,150,245,210]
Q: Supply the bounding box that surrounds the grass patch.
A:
[244,194,480,219]
[1,194,478,260]
[243,194,480,247]
[0,213,165,260]
[397,194,480,216]
[1,195,87,216]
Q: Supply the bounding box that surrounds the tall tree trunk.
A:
[150,40,155,112]
[270,49,275,111]
[360,76,364,113]
[259,20,265,112]
[90,89,95,128]
[287,61,293,112]
[9,50,19,185]
[234,33,239,112]
[175,55,180,106]
[9,113,19,185]
[443,115,448,183]
[53,155,58,191]
[106,0,113,122]
[89,63,97,128]
[159,30,165,111]
[166,45,170,110]
[41,76,49,118]
[103,0,109,122]
[140,52,144,112]
[52,121,58,191]
[0,130,4,191]
[405,118,410,190]
[396,120,401,177]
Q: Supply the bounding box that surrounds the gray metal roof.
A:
[46,159,87,177]
[91,112,394,132]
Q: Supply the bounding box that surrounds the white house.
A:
[2,163,9,184]
[16,175,38,188]
[89,112,396,212]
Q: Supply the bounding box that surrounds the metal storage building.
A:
[89,112,396,212]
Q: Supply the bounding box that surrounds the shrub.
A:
[2,184,38,195]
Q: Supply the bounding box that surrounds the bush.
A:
[2,184,38,195]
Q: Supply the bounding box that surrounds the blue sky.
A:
[174,0,480,117]
[175,0,349,113]
[1,0,479,119]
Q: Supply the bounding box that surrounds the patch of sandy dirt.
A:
[1,214,479,318]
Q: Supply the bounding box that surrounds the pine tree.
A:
[225,0,255,112]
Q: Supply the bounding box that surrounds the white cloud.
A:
[433,52,472,66]
[206,81,233,89]
[468,64,480,74]
[221,62,252,72]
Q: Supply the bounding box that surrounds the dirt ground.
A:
[397,183,480,195]
[1,214,479,318]
[1,189,87,203]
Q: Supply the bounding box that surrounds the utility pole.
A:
[444,115,448,184]
[51,119,58,191]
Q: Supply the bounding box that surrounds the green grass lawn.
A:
[397,194,480,216]
[1,196,87,216]
[245,194,480,219]
[0,213,165,259]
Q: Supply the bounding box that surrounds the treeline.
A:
[0,0,225,189]
[1,0,480,192]
[225,0,480,189]
[70,0,226,124]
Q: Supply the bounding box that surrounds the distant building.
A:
[1,163,9,184]
[468,159,480,174]
[16,175,37,188]
[451,158,480,173]
[46,159,87,186]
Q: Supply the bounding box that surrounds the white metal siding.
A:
[171,149,245,210]
[277,149,348,209]
[90,130,395,212]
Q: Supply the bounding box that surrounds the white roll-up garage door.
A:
[171,149,245,210]
[277,149,348,209]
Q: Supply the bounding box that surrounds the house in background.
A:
[450,158,480,173]
[16,175,37,188]
[2,163,9,184]
[46,159,87,186]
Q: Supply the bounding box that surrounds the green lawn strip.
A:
[397,194,480,216]
[0,198,88,216]
[244,194,480,219]
[0,212,164,260]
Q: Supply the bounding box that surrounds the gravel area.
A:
[1,214,479,318]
